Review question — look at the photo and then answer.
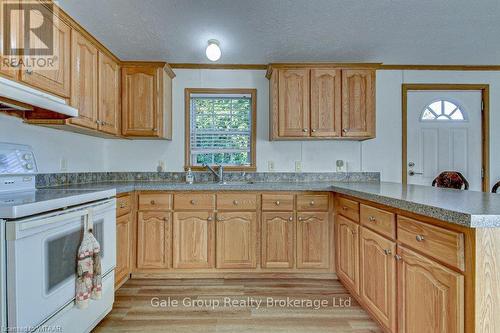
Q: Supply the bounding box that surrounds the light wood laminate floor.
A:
[94,279,382,333]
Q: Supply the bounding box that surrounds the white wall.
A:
[1,68,499,189]
[0,114,106,173]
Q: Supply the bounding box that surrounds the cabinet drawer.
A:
[138,193,172,211]
[360,204,395,239]
[262,194,294,211]
[296,194,329,211]
[336,197,360,222]
[174,193,215,210]
[116,194,132,217]
[397,216,465,270]
[217,193,258,210]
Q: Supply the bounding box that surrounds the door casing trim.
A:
[402,84,490,192]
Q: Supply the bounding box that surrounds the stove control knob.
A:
[25,163,34,170]
[23,153,32,161]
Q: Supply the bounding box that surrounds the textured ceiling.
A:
[58,0,500,64]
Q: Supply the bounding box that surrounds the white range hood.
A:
[0,77,78,117]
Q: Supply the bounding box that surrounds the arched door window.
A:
[420,100,467,121]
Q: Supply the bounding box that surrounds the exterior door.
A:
[406,90,482,190]
[172,211,214,269]
[137,212,170,269]
[261,212,294,268]
[122,66,159,137]
[278,69,310,137]
[360,227,396,332]
[310,69,342,137]
[98,51,120,135]
[341,69,375,138]
[19,8,71,97]
[296,212,329,269]
[216,212,257,269]
[335,215,359,293]
[397,246,464,333]
[70,30,98,129]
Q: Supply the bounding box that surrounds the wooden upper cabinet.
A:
[268,64,376,140]
[69,30,98,129]
[216,212,257,269]
[98,51,121,135]
[172,211,214,269]
[19,6,71,97]
[335,215,360,294]
[296,212,329,269]
[310,69,341,137]
[278,69,310,137]
[360,227,396,332]
[0,0,19,80]
[341,69,375,138]
[397,246,464,333]
[137,211,170,269]
[121,62,174,139]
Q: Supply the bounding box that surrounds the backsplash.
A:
[36,172,380,188]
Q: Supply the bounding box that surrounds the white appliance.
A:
[0,77,78,117]
[0,143,116,333]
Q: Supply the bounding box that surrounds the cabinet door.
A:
[137,212,170,269]
[335,215,360,294]
[115,214,131,286]
[310,69,341,137]
[341,69,375,138]
[398,246,464,333]
[98,51,120,135]
[216,212,257,269]
[69,30,98,129]
[122,66,161,137]
[261,212,294,268]
[19,8,71,97]
[296,212,329,269]
[278,69,310,137]
[360,227,396,332]
[0,0,19,80]
[172,211,214,269]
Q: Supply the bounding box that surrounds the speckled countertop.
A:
[47,180,500,228]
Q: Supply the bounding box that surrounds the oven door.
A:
[6,199,116,330]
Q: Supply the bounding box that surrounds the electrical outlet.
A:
[295,161,302,172]
[157,160,166,172]
[267,161,275,172]
[60,158,68,172]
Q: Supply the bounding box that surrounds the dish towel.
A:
[76,209,102,309]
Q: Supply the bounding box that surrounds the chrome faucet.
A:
[203,164,225,184]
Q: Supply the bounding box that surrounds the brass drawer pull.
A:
[368,216,376,222]
[150,200,156,205]
[395,255,402,261]
[288,216,293,221]
[384,249,392,255]
[416,235,425,242]
[309,201,315,206]
[275,201,280,206]
[190,200,197,205]
[342,206,348,211]
[298,217,303,221]
[120,203,126,209]
[207,216,213,221]
[233,200,239,205]
[163,217,169,222]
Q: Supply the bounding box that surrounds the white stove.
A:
[0,143,116,333]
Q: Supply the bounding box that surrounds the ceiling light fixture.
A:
[205,39,221,62]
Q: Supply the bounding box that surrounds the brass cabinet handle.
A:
[120,203,126,209]
[150,200,156,205]
[309,201,315,206]
[298,217,303,221]
[368,216,376,222]
[25,67,33,75]
[395,255,402,261]
[416,235,425,242]
[207,216,213,222]
[190,200,197,205]
[233,200,239,205]
[275,201,280,206]
[342,129,348,133]
[342,206,348,211]
[311,129,317,133]
[163,217,169,222]
[302,128,308,132]
[288,216,293,221]
[384,249,392,255]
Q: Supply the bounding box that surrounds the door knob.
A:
[408,162,415,168]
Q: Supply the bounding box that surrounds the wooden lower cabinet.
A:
[296,212,329,268]
[397,245,464,333]
[137,211,170,269]
[261,212,294,268]
[360,227,396,332]
[172,211,215,269]
[335,215,360,293]
[115,214,132,287]
[216,212,257,269]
